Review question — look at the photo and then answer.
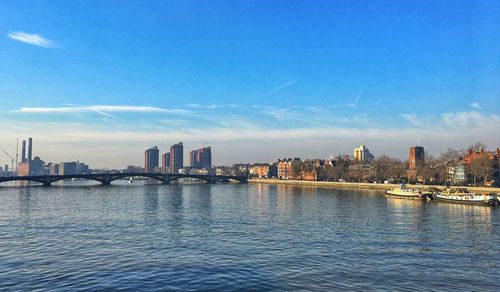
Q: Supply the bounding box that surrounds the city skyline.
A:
[2,135,498,172]
[1,1,500,168]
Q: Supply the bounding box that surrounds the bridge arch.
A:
[106,173,166,183]
[0,177,48,185]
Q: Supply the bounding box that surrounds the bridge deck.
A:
[0,172,247,186]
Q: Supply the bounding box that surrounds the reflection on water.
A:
[18,188,33,222]
[143,186,159,226]
[0,183,498,290]
[438,202,493,221]
[436,202,494,237]
[385,196,428,208]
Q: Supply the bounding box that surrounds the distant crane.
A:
[1,148,16,174]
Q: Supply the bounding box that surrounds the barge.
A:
[385,185,432,200]
[433,188,499,206]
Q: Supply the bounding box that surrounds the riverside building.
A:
[407,145,425,182]
[353,145,375,164]
[189,146,212,170]
[170,142,184,174]
[17,137,34,176]
[161,152,170,173]
[144,146,160,173]
[409,146,425,170]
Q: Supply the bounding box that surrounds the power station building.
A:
[17,138,34,176]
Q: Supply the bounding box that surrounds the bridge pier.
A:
[41,176,52,187]
[102,174,111,186]
[162,174,170,185]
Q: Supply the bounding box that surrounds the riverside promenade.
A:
[249,178,500,194]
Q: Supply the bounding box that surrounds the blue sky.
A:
[1,0,499,168]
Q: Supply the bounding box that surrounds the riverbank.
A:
[249,178,500,194]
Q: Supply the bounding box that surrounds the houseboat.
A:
[385,185,431,200]
[433,188,499,206]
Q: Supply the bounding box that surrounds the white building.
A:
[353,145,375,164]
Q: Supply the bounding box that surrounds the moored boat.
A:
[385,184,431,200]
[434,188,499,206]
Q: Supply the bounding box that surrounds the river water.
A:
[0,182,499,291]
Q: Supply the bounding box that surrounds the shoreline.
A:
[249,178,500,194]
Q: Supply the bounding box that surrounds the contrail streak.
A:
[353,86,364,106]
[348,84,366,107]
[261,81,296,97]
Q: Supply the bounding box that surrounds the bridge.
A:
[0,172,248,186]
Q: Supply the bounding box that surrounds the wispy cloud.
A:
[13,105,191,115]
[402,111,500,129]
[260,81,296,97]
[187,103,240,109]
[401,113,426,127]
[7,31,57,48]
[470,102,481,109]
[442,111,500,128]
[267,108,293,122]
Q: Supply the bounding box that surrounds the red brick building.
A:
[409,146,425,170]
[277,158,301,180]
[407,146,425,182]
[464,147,498,164]
[249,163,271,178]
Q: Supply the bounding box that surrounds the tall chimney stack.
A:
[21,140,26,162]
[28,138,33,162]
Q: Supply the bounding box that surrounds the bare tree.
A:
[390,160,406,182]
[320,165,334,181]
[348,164,364,182]
[125,165,144,173]
[321,160,350,181]
[468,157,494,186]
[412,149,463,185]
[419,155,443,185]
[469,142,486,152]
[434,148,463,184]
[334,161,349,181]
[374,155,404,182]
[439,148,462,163]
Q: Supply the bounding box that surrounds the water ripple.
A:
[0,183,499,290]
